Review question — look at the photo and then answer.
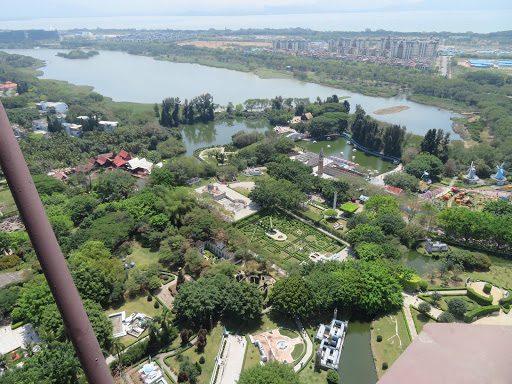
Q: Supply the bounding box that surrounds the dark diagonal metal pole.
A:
[0,102,114,384]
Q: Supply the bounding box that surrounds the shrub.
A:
[418,302,431,314]
[147,294,153,302]
[418,280,428,291]
[382,362,389,370]
[483,283,492,294]
[504,303,510,310]
[199,356,205,364]
[438,312,455,323]
[327,369,339,384]
[430,292,442,305]
[467,287,493,306]
[464,305,501,323]
[11,321,25,330]
[448,297,467,318]
[154,301,160,309]
[376,335,382,342]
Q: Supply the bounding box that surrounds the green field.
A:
[371,309,411,379]
[238,210,345,263]
[0,184,17,214]
[126,242,160,267]
[411,307,436,334]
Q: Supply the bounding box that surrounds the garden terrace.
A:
[237,210,345,263]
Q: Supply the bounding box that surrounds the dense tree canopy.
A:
[238,362,300,384]
[269,276,314,318]
[93,170,136,202]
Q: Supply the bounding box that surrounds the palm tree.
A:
[23,340,36,357]
[0,353,7,370]
[39,329,57,344]
[110,338,124,362]
[160,308,172,331]
[147,319,160,342]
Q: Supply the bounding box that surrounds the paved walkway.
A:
[293,329,313,372]
[216,335,246,384]
[369,164,403,187]
[0,270,26,289]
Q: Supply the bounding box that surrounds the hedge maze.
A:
[238,210,345,263]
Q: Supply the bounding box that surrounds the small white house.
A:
[32,119,48,131]
[36,101,69,114]
[62,123,83,137]
[99,121,118,132]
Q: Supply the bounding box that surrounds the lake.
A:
[4,49,461,139]
[339,321,378,384]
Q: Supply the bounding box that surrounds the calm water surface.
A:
[4,49,461,139]
[405,250,431,275]
[302,137,395,173]
[181,119,272,156]
[339,321,378,384]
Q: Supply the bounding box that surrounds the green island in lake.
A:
[56,50,99,59]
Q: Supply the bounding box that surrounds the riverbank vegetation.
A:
[56,50,99,59]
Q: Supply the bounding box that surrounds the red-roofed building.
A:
[52,171,68,182]
[96,153,113,166]
[113,156,127,168]
[118,150,132,160]
[1,81,17,90]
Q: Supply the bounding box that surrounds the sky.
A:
[1,0,511,20]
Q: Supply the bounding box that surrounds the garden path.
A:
[217,334,246,384]
[401,293,418,340]
[369,164,403,187]
[293,328,313,372]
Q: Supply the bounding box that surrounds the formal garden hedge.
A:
[499,291,512,306]
[483,283,492,294]
[464,305,501,323]
[237,209,344,263]
[467,287,493,306]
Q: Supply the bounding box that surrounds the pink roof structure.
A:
[378,323,512,384]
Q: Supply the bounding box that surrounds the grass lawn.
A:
[298,358,328,384]
[232,187,250,197]
[235,174,269,183]
[166,324,224,384]
[411,307,436,334]
[371,309,411,379]
[302,206,324,222]
[126,242,160,267]
[423,257,512,291]
[0,185,17,214]
[291,343,304,360]
[465,257,512,289]
[106,295,163,346]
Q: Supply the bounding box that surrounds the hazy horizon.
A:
[1,0,511,22]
